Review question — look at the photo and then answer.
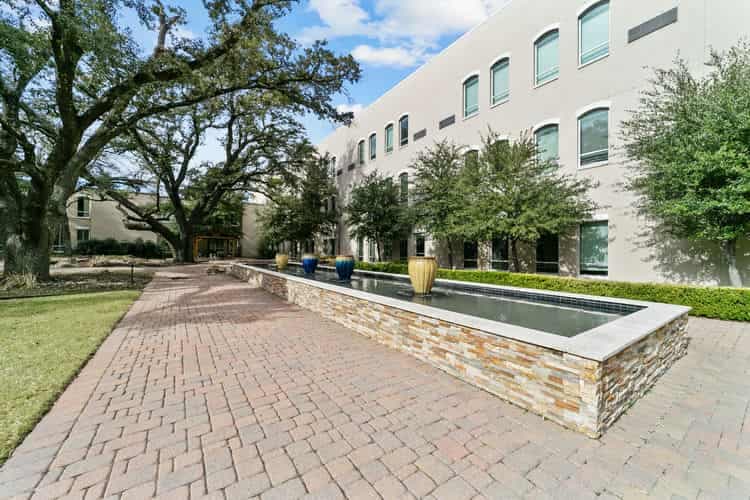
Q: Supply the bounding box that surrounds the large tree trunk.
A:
[4,230,51,280]
[170,233,195,263]
[721,239,743,288]
[3,184,52,280]
[510,239,521,273]
[447,239,454,270]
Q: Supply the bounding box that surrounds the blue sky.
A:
[124,0,511,158]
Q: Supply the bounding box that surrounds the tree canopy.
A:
[459,131,596,271]
[0,0,359,277]
[88,92,315,262]
[409,140,466,268]
[622,43,750,287]
[345,171,410,261]
[258,155,338,253]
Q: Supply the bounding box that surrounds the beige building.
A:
[317,0,750,286]
[59,193,266,259]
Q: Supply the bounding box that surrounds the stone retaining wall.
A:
[230,264,688,437]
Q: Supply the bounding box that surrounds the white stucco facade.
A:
[317,0,750,286]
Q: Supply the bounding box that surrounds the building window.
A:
[368,239,376,262]
[579,108,609,166]
[385,124,394,153]
[492,238,509,271]
[399,115,409,147]
[580,221,608,275]
[53,226,66,253]
[76,229,90,244]
[383,241,393,262]
[463,241,478,269]
[491,59,510,105]
[76,197,90,217]
[399,239,408,262]
[357,140,365,165]
[357,237,364,261]
[415,234,425,257]
[463,75,479,118]
[534,124,559,163]
[536,233,559,273]
[399,173,408,204]
[329,156,337,177]
[535,30,559,86]
[464,149,479,168]
[579,1,609,66]
[369,133,377,160]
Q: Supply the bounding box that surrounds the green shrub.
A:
[355,261,750,321]
[75,238,167,259]
[356,261,409,275]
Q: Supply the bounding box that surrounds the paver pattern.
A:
[1,266,749,499]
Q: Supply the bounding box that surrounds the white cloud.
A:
[336,103,364,116]
[299,0,513,67]
[351,45,427,68]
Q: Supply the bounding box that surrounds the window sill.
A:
[578,160,609,170]
[490,97,510,109]
[534,76,559,89]
[578,53,609,70]
[463,112,480,121]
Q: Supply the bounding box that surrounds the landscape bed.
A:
[230,262,690,437]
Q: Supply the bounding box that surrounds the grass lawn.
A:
[0,291,141,465]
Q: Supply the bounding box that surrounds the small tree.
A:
[460,131,596,272]
[345,171,409,261]
[259,156,338,254]
[410,140,467,268]
[622,44,750,287]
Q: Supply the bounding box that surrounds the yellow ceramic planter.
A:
[275,253,289,270]
[408,256,438,295]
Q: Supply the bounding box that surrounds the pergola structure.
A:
[193,235,240,260]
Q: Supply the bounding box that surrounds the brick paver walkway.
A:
[2,267,749,500]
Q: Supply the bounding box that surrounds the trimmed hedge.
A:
[355,261,750,321]
[76,238,170,259]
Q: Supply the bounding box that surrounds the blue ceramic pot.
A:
[335,255,355,281]
[302,253,319,274]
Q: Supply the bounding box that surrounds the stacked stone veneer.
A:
[230,264,688,437]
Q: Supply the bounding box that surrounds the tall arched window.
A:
[491,59,510,105]
[534,29,559,86]
[357,140,365,165]
[463,75,479,117]
[385,123,394,153]
[399,172,409,204]
[578,107,609,167]
[579,1,609,66]
[399,115,409,147]
[369,133,377,160]
[534,124,559,163]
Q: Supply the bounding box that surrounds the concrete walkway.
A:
[1,267,749,500]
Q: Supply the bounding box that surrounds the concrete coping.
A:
[233,263,691,362]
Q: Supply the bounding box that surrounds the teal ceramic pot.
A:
[335,255,355,281]
[302,253,319,274]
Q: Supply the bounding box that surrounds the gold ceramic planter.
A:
[275,253,289,270]
[408,256,437,295]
